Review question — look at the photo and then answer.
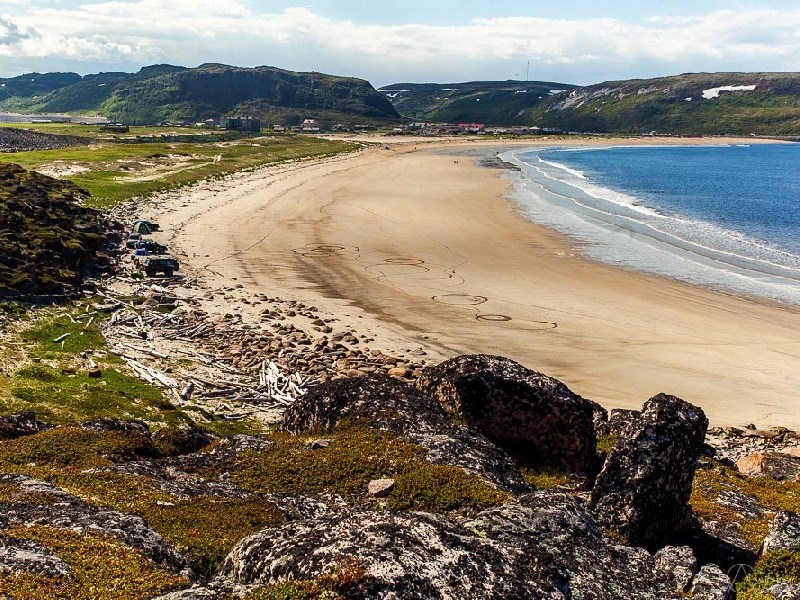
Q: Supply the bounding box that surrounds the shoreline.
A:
[116,136,800,428]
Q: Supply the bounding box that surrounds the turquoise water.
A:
[500,144,800,304]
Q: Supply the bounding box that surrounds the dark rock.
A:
[768,583,800,600]
[654,545,697,592]
[0,535,72,577]
[689,563,732,600]
[596,408,641,438]
[416,354,600,474]
[0,475,189,575]
[0,411,53,440]
[282,374,527,491]
[80,418,151,437]
[590,393,708,547]
[219,492,681,599]
[153,424,218,456]
[737,451,800,481]
[762,511,800,553]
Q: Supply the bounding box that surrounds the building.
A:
[220,116,261,132]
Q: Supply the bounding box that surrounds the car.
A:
[133,255,179,277]
[125,233,142,249]
[134,239,169,254]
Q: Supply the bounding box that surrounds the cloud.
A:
[1,4,799,84]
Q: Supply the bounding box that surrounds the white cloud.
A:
[1,4,799,85]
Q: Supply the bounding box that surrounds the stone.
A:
[281,374,527,491]
[762,511,800,553]
[767,583,800,600]
[0,411,53,440]
[596,408,641,438]
[80,418,152,437]
[654,545,697,592]
[737,452,800,481]
[218,493,682,599]
[689,564,732,600]
[416,354,602,474]
[0,535,72,577]
[367,478,395,497]
[590,393,708,547]
[387,367,411,379]
[153,424,218,456]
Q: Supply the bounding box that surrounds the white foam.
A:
[701,85,756,99]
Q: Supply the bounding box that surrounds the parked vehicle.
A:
[125,233,142,248]
[133,255,179,277]
[133,239,169,255]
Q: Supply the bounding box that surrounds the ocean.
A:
[499,143,800,304]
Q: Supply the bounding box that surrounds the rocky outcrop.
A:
[0,535,72,577]
[654,545,697,592]
[762,511,800,553]
[590,393,708,547]
[596,408,640,438]
[416,354,602,474]
[282,374,527,491]
[0,474,189,575]
[690,564,732,600]
[0,411,53,440]
[219,492,684,599]
[737,451,800,481]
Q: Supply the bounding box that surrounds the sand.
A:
[150,136,800,429]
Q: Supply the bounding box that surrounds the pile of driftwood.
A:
[98,282,309,420]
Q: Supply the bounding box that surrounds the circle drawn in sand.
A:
[384,257,425,266]
[293,244,357,258]
[432,294,488,306]
[476,314,512,322]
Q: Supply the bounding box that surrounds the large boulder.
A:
[282,374,526,491]
[762,511,800,553]
[0,411,53,440]
[590,393,708,547]
[416,355,601,473]
[737,452,800,481]
[218,492,682,599]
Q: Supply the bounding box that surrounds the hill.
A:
[0,64,400,126]
[525,72,800,136]
[378,80,577,125]
[381,72,800,135]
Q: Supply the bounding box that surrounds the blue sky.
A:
[1,1,799,86]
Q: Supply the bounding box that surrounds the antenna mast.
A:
[526,60,530,81]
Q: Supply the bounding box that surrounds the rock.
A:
[737,451,800,481]
[367,478,395,497]
[768,583,800,600]
[590,393,708,547]
[762,511,800,553]
[153,424,218,456]
[416,354,602,474]
[87,368,102,378]
[596,408,641,438]
[387,366,411,379]
[0,476,189,575]
[654,545,697,592]
[689,563,732,600]
[282,374,527,491]
[0,411,53,440]
[309,438,331,450]
[0,535,72,577]
[219,492,681,599]
[80,418,152,437]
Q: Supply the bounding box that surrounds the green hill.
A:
[524,72,800,136]
[382,72,800,135]
[0,64,400,126]
[379,80,577,125]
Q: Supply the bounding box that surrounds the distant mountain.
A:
[0,64,400,126]
[381,73,800,135]
[378,80,578,125]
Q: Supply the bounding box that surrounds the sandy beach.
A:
[145,136,800,428]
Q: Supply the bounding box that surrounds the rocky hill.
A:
[0,354,797,598]
[378,80,578,125]
[381,72,800,135]
[0,63,400,126]
[0,163,119,299]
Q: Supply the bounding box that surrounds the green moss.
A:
[521,467,575,490]
[0,525,187,599]
[245,560,368,600]
[596,434,619,454]
[0,427,154,472]
[691,460,800,549]
[20,312,106,355]
[736,550,800,599]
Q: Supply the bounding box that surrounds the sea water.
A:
[499,143,800,304]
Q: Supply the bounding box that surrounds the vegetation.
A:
[245,560,369,600]
[0,132,359,207]
[736,549,800,599]
[0,63,400,125]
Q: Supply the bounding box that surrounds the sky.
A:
[1,1,799,87]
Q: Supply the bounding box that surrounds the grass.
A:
[0,525,188,599]
[736,550,800,599]
[691,459,800,549]
[0,132,359,207]
[221,425,511,512]
[244,560,369,600]
[521,467,575,490]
